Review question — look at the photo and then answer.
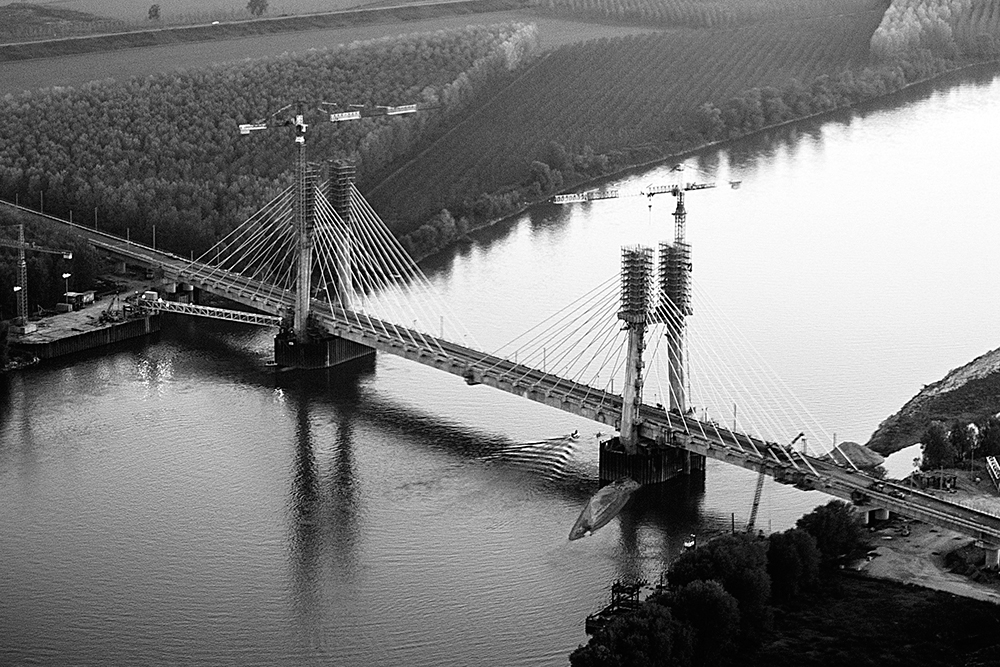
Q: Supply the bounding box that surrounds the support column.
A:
[15,224,28,328]
[327,159,355,311]
[985,546,1000,570]
[293,147,319,342]
[618,246,652,455]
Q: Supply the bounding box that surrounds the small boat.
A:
[569,477,640,540]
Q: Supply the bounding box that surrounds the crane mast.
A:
[239,99,430,344]
[0,224,72,333]
[550,165,739,445]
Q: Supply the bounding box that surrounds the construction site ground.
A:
[855,468,1000,604]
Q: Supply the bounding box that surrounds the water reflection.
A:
[282,361,371,648]
[614,472,708,583]
[0,372,13,433]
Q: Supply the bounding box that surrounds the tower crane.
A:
[0,223,73,333]
[747,432,804,533]
[237,99,433,342]
[550,163,740,245]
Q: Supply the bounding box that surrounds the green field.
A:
[368,0,889,225]
[0,9,656,94]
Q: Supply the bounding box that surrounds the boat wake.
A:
[480,433,579,480]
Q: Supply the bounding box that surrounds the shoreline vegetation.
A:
[868,345,1000,456]
[392,50,1000,262]
[572,500,1000,666]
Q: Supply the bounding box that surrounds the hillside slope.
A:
[867,346,1000,455]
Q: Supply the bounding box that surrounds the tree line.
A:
[920,415,1000,470]
[871,0,1000,59]
[570,500,869,666]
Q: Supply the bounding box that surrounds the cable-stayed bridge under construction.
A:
[8,157,1000,563]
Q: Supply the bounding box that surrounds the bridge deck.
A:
[14,199,1000,545]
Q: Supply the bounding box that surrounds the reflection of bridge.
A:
[8,158,1000,560]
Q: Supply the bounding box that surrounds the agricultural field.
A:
[6,0,363,26]
[368,0,890,225]
[0,10,657,94]
[536,0,883,28]
[0,3,125,42]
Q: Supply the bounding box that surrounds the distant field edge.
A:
[0,0,531,63]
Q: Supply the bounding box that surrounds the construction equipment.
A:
[238,100,434,137]
[0,223,73,333]
[747,432,804,532]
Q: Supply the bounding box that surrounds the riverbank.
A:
[414,56,1000,264]
[869,345,1000,455]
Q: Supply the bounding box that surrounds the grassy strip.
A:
[0,0,529,63]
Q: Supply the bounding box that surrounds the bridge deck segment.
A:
[15,199,1000,545]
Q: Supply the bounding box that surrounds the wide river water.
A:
[3,64,1000,666]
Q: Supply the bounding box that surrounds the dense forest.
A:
[0,22,537,253]
[0,22,538,315]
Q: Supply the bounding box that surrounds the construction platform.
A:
[10,296,159,360]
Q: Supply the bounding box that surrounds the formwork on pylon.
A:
[295,162,320,232]
[618,245,653,324]
[658,240,692,319]
[327,159,355,223]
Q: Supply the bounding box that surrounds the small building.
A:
[910,470,958,491]
[63,291,96,310]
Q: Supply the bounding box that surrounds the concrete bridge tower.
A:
[659,190,693,415]
[599,242,698,485]
[327,159,355,311]
[617,245,653,455]
[272,112,373,369]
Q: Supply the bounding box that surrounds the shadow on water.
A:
[158,321,717,547]
[0,372,11,428]
[281,361,370,631]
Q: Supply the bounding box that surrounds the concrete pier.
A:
[274,332,374,369]
[599,436,702,485]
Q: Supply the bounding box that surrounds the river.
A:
[2,65,1000,666]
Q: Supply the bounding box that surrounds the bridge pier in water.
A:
[599,241,706,485]
[276,154,373,370]
[599,438,704,486]
[274,332,374,369]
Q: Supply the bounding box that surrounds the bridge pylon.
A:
[599,244,699,485]
[274,141,373,368]
[617,245,652,455]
